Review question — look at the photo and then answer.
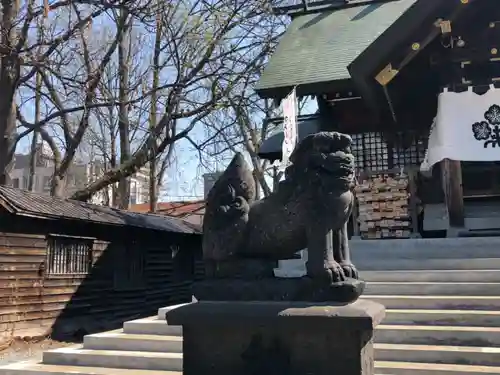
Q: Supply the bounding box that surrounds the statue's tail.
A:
[202,153,256,262]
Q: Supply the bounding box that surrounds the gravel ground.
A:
[0,338,77,366]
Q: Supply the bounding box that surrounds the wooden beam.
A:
[440,159,465,236]
[375,64,399,86]
[373,2,471,88]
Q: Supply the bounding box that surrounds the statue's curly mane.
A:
[278,132,356,195]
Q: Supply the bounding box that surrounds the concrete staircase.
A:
[0,305,186,375]
[354,237,500,375]
[3,237,500,374]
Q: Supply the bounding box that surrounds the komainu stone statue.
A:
[200,131,363,302]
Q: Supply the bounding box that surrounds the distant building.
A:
[10,143,150,206]
[203,171,223,199]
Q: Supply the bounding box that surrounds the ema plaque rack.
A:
[354,172,412,239]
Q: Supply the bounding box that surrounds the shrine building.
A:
[257,0,500,239]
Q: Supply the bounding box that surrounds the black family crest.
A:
[472,104,500,148]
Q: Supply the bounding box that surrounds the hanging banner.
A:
[280,87,298,171]
[421,85,500,171]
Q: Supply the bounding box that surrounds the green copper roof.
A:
[256,0,417,97]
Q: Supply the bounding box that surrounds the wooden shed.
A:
[0,186,202,339]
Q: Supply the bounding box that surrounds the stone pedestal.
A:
[166,299,385,375]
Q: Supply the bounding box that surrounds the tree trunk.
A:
[51,175,65,198]
[117,11,131,209]
[27,132,38,191]
[149,160,157,212]
[253,171,261,200]
[148,5,163,213]
[272,165,283,192]
[0,102,16,186]
[109,125,117,207]
[0,0,21,186]
[28,70,43,191]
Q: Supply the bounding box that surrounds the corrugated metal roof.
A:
[130,201,205,216]
[0,186,201,234]
[255,0,417,95]
[129,201,205,228]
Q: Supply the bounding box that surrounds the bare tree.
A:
[200,79,314,198]
[4,0,284,206]
[42,8,128,197]
[195,8,287,198]
[81,25,144,206]
[2,0,139,186]
[68,0,279,202]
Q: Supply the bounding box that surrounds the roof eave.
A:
[255,78,355,100]
[0,191,200,235]
[348,0,469,112]
[348,0,443,78]
[274,0,404,19]
[0,196,16,214]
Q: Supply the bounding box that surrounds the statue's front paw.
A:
[340,262,359,279]
[307,261,346,285]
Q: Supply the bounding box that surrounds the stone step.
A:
[157,304,191,320]
[360,270,500,283]
[374,343,500,366]
[355,258,500,271]
[362,295,500,310]
[384,309,500,327]
[365,282,500,296]
[375,325,500,347]
[43,346,182,372]
[123,317,182,336]
[375,361,500,375]
[0,361,181,375]
[83,331,182,353]
[351,238,500,260]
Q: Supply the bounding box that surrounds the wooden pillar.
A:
[440,159,465,237]
[351,193,361,239]
[407,167,421,238]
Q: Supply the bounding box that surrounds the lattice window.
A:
[351,131,427,173]
[46,235,93,275]
[350,134,365,171]
[351,132,389,172]
[392,132,427,168]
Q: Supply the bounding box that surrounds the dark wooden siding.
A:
[0,216,201,337]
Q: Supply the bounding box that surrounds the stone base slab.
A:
[193,277,365,303]
[166,299,385,375]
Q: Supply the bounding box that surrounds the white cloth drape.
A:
[280,87,298,171]
[421,85,500,171]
